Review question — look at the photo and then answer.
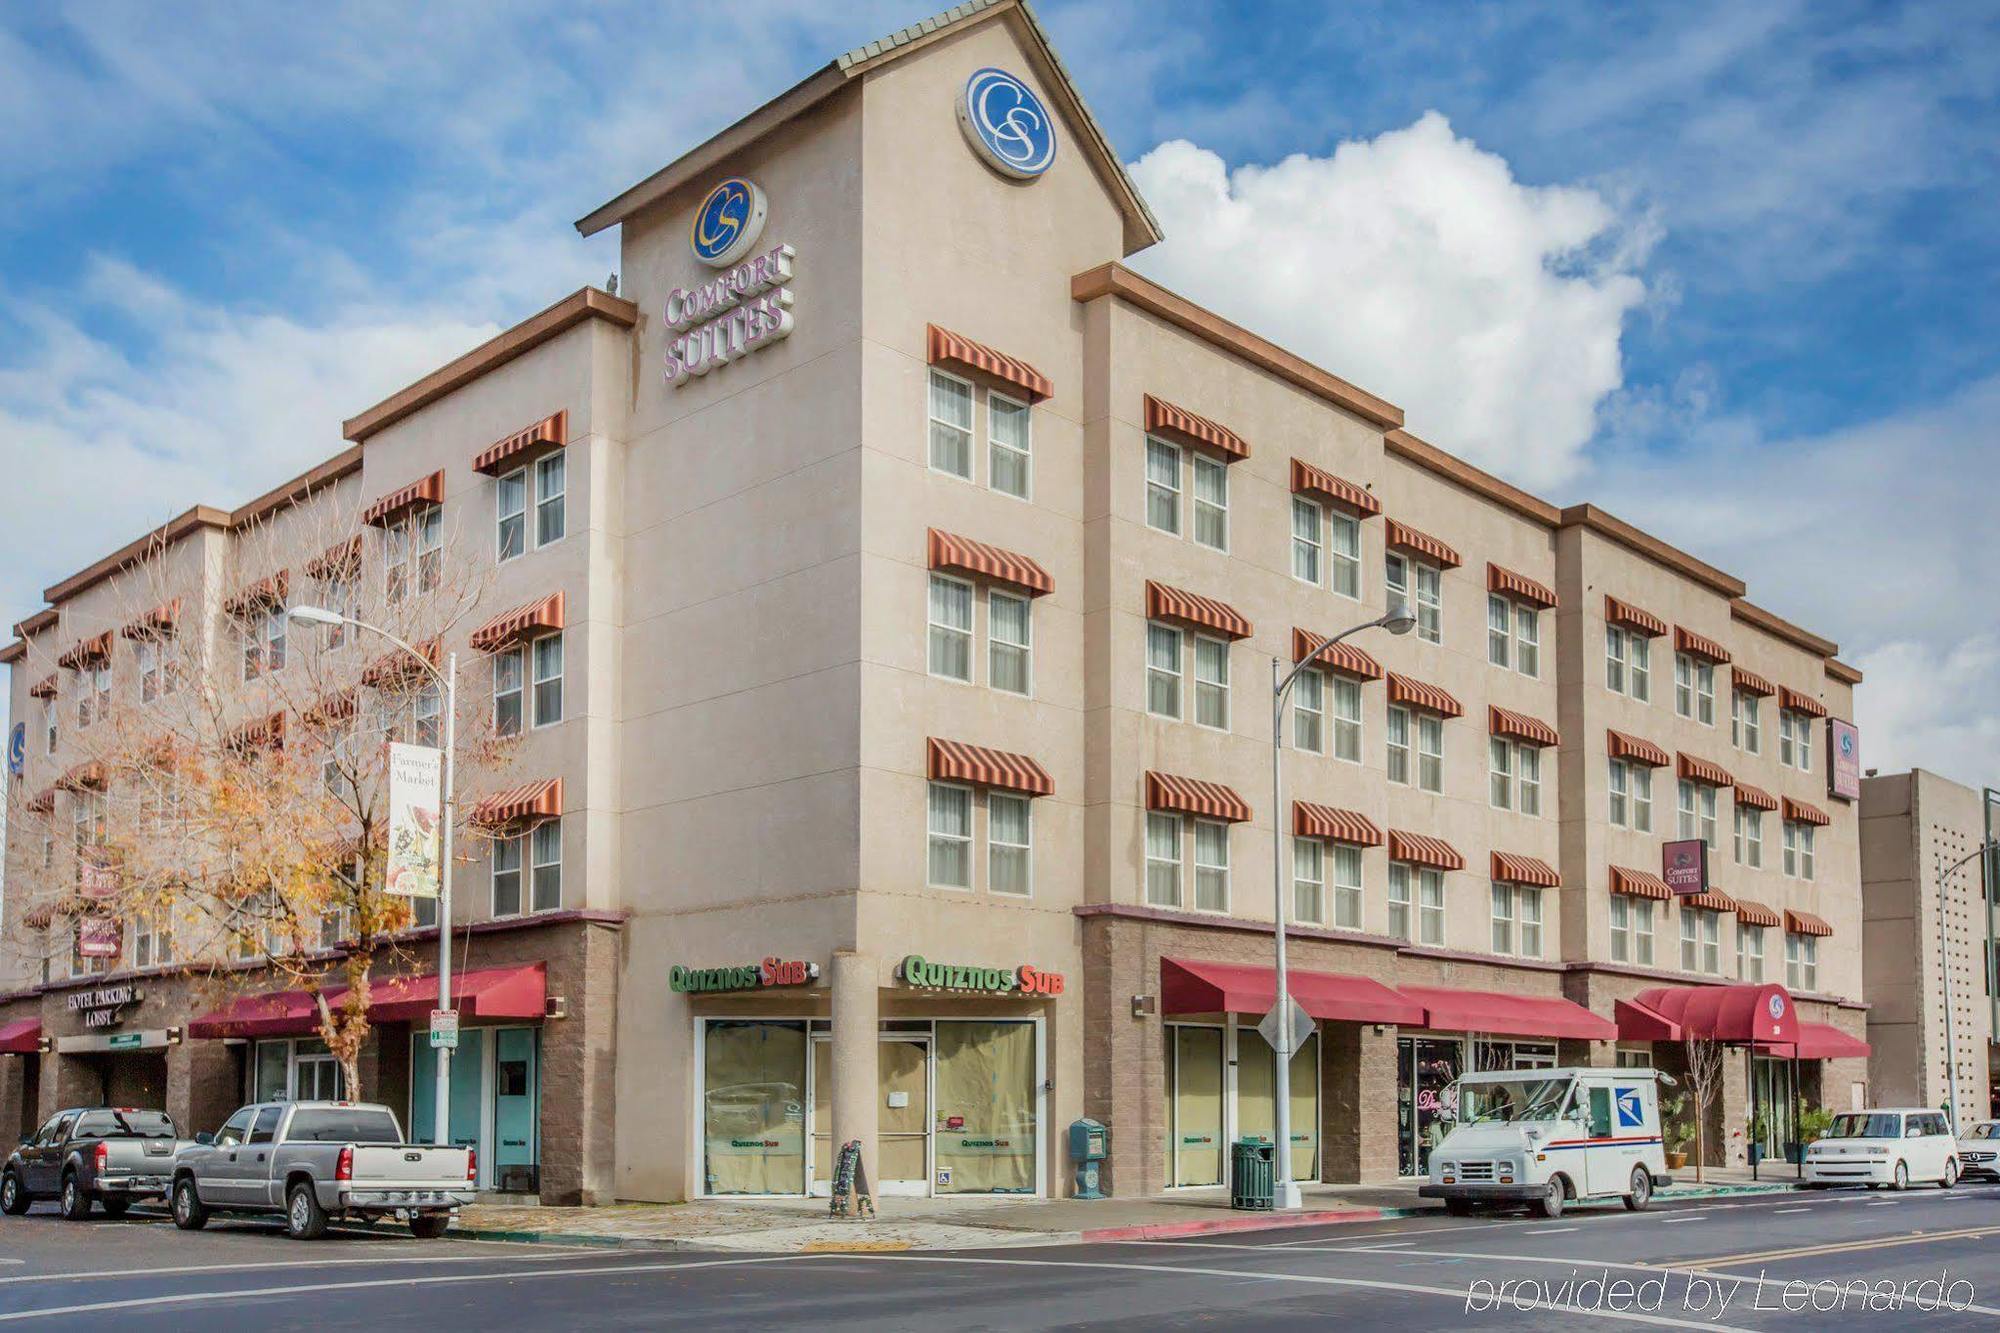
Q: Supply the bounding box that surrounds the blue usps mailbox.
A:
[1068,1118,1108,1199]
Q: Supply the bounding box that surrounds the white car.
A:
[1955,1120,1999,1181]
[1802,1108,1959,1190]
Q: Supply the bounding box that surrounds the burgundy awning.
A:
[188,965,546,1039]
[1399,986,1616,1041]
[1614,998,1679,1043]
[1160,958,1423,1026]
[0,1018,42,1055]
[1758,1022,1869,1060]
[1629,982,1797,1045]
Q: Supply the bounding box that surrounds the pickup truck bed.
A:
[3,1107,191,1220]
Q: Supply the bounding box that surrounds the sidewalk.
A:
[451,1166,1799,1253]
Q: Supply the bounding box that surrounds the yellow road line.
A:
[1678,1224,2000,1268]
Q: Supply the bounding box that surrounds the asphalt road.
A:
[2,1183,1996,1330]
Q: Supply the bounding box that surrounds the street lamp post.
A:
[289,605,458,1149]
[1268,600,1415,1209]
[1934,837,1999,1130]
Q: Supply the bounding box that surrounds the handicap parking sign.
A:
[1615,1086,1645,1129]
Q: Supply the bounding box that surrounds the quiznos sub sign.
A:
[664,178,795,388]
[669,957,820,993]
[897,954,1065,996]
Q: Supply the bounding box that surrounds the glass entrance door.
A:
[1397,1037,1463,1177]
[492,1029,540,1193]
[1164,1025,1226,1187]
[877,1036,930,1195]
[1236,1030,1319,1183]
[1753,1057,1796,1157]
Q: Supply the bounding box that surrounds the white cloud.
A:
[1128,113,1650,489]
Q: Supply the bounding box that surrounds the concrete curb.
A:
[1079,1208,1386,1243]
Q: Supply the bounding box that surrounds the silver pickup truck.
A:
[171,1100,474,1239]
[3,1107,191,1219]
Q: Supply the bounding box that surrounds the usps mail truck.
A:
[1418,1067,1675,1218]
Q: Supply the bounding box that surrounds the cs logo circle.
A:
[958,67,1056,179]
[1768,993,1786,1020]
[689,177,768,268]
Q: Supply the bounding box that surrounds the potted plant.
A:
[1793,1103,1834,1163]
[1747,1108,1771,1165]
[1659,1091,1691,1169]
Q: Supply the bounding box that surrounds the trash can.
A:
[1231,1139,1275,1211]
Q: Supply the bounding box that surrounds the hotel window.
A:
[382,684,442,750]
[1293,838,1324,924]
[497,455,567,561]
[1330,843,1363,929]
[494,633,561,734]
[1783,821,1816,880]
[1388,863,1445,946]
[1737,924,1766,982]
[1145,438,1182,535]
[1677,780,1718,850]
[928,574,974,682]
[385,506,442,603]
[988,591,1031,696]
[1193,636,1230,730]
[1606,626,1652,702]
[1145,811,1182,907]
[1779,710,1815,772]
[1329,677,1362,763]
[928,370,975,479]
[536,453,566,545]
[1488,597,1542,678]
[1491,883,1543,958]
[137,639,178,703]
[43,696,56,755]
[1146,623,1184,718]
[531,634,564,724]
[1608,759,1654,831]
[1734,805,1764,868]
[1731,690,1761,754]
[926,782,973,889]
[1293,669,1323,753]
[492,819,563,917]
[239,603,286,682]
[131,910,173,970]
[494,649,524,737]
[1193,820,1230,912]
[988,393,1031,499]
[1675,653,1715,725]
[1387,706,1443,794]
[1291,498,1322,585]
[1489,740,1542,815]
[77,661,110,727]
[1386,553,1442,644]
[989,793,1032,896]
[1610,896,1656,966]
[1191,455,1228,551]
[1785,932,1819,991]
[1292,499,1360,598]
[1681,907,1722,975]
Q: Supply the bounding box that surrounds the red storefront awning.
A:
[1759,1022,1870,1060]
[1629,982,1797,1045]
[0,1018,42,1054]
[1614,998,1680,1043]
[1399,986,1616,1041]
[1160,958,1423,1026]
[188,965,546,1039]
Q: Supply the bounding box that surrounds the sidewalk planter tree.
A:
[1681,1034,1726,1182]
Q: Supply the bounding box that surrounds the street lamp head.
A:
[284,604,347,628]
[1379,598,1418,636]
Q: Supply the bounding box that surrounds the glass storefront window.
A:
[1165,1025,1225,1186]
[1236,1030,1319,1182]
[702,1020,806,1195]
[933,1021,1036,1194]
[1397,1036,1462,1177]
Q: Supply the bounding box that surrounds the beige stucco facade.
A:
[4,0,1878,1202]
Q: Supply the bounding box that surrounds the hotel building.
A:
[1,0,1873,1201]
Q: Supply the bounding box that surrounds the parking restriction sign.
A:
[429,1009,459,1050]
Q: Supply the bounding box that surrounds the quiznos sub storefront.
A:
[678,953,1062,1198]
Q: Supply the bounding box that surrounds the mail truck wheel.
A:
[0,1171,28,1215]
[286,1182,328,1240]
[1623,1167,1653,1212]
[59,1173,91,1221]
[171,1177,208,1230]
[1533,1178,1565,1219]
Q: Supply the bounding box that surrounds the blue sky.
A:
[2,0,1996,783]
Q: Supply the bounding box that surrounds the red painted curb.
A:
[1080,1208,1384,1243]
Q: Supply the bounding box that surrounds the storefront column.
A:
[1559,1038,1616,1068]
[1322,1024,1399,1184]
[167,1039,240,1137]
[1720,1048,1750,1168]
[44,1051,102,1119]
[830,951,880,1194]
[0,1056,32,1139]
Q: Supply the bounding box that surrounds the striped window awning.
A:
[926,324,1052,402]
[1733,782,1779,812]
[471,777,563,829]
[1290,628,1383,680]
[927,737,1054,798]
[1607,729,1670,767]
[1384,518,1462,569]
[1492,851,1560,888]
[1731,665,1776,698]
[1387,830,1464,871]
[228,711,286,753]
[56,631,112,669]
[1144,394,1248,461]
[361,470,445,527]
[1489,705,1558,747]
[1145,580,1252,640]
[1734,898,1781,928]
[1609,865,1673,901]
[361,638,441,689]
[473,410,568,476]
[1605,595,1667,637]
[1145,771,1251,823]
[1783,796,1832,827]
[1786,908,1833,938]
[1387,672,1463,719]
[470,592,566,654]
[1673,625,1732,664]
[928,529,1054,597]
[301,689,359,727]
[1292,802,1383,846]
[1682,888,1738,913]
[1289,458,1379,516]
[222,571,289,617]
[56,760,105,792]
[24,789,55,816]
[304,536,363,581]
[1487,563,1558,610]
[1676,752,1734,788]
[28,674,56,700]
[121,599,182,640]
[1779,686,1828,718]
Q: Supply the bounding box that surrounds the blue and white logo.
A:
[689,177,768,269]
[1840,731,1856,758]
[1615,1087,1645,1129]
[958,67,1057,180]
[6,723,22,778]
[1768,993,1787,1020]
